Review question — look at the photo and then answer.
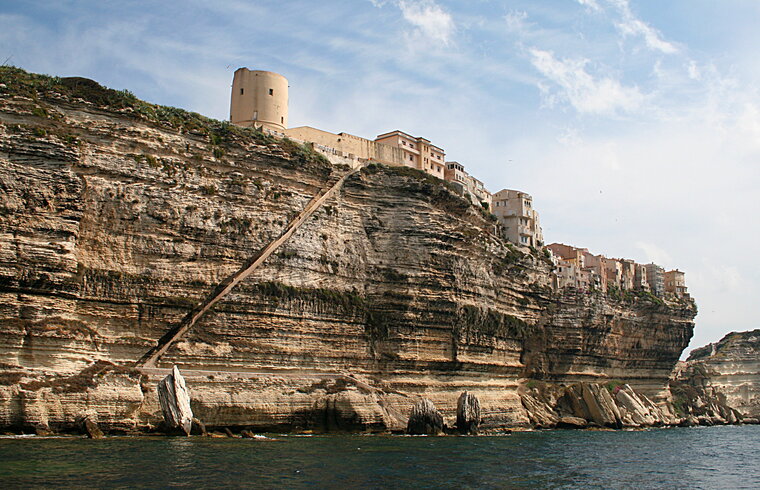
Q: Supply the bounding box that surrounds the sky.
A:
[2,0,759,355]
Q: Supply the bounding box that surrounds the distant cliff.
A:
[673,330,760,420]
[0,68,697,433]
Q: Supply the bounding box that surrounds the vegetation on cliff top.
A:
[0,66,328,166]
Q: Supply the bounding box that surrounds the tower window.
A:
[240,88,244,95]
[281,116,284,124]
[253,111,258,120]
[269,88,274,95]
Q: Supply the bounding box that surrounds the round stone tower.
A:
[229,68,288,132]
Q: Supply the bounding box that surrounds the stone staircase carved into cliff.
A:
[136,166,361,368]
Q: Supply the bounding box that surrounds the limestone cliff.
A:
[0,68,697,433]
[673,330,760,420]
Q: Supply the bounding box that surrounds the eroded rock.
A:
[556,416,587,429]
[406,398,444,435]
[157,365,193,436]
[456,391,481,434]
[81,416,104,439]
[521,393,559,428]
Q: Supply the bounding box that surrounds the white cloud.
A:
[529,48,644,115]
[577,0,601,11]
[398,0,454,46]
[687,60,701,80]
[608,0,678,54]
[505,10,528,34]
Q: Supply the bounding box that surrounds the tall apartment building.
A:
[493,189,544,247]
[645,263,665,297]
[375,130,446,179]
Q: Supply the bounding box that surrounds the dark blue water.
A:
[0,426,757,488]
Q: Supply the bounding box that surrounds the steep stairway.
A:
[136,166,361,368]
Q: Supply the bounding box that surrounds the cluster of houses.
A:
[228,68,687,298]
[547,243,689,299]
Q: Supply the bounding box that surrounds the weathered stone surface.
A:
[676,330,760,418]
[191,417,207,436]
[81,416,104,439]
[521,393,559,428]
[456,391,481,434]
[615,385,657,427]
[407,398,444,435]
[0,69,698,433]
[556,416,587,429]
[580,383,621,429]
[157,366,193,435]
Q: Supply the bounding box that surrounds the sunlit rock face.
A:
[679,330,760,418]
[0,70,696,432]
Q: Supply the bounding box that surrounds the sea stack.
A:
[157,365,194,436]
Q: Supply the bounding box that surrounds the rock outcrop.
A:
[407,399,444,435]
[0,67,698,433]
[81,415,104,439]
[522,382,678,429]
[675,330,760,419]
[157,366,193,435]
[455,391,481,434]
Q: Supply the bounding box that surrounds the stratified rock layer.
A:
[674,330,760,419]
[0,69,697,432]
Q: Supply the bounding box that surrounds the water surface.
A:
[0,426,757,488]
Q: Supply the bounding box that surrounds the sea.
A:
[0,425,757,489]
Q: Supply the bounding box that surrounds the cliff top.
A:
[687,329,760,361]
[0,65,330,167]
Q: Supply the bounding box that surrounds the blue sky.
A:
[2,0,759,354]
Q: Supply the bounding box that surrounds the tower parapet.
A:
[230,68,288,131]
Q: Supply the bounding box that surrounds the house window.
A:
[410,144,414,149]
[240,88,244,95]
[409,155,414,161]
[269,88,274,96]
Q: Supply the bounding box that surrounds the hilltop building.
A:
[665,269,689,298]
[546,243,685,298]
[645,263,665,297]
[230,68,288,131]
[444,162,492,209]
[493,190,543,247]
[281,126,404,165]
[375,130,446,179]
[634,263,650,292]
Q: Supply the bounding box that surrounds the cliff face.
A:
[675,330,760,419]
[0,69,696,433]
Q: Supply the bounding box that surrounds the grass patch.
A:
[604,379,625,393]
